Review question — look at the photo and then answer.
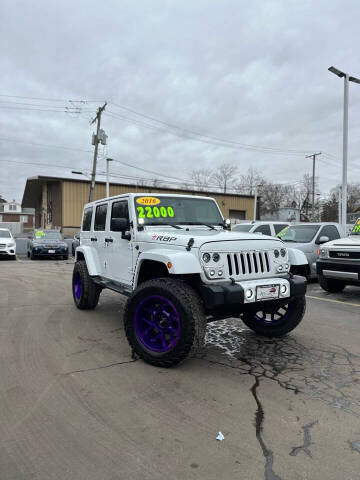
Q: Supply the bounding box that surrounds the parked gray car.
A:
[277,223,344,278]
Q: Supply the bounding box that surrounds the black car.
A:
[27,229,69,260]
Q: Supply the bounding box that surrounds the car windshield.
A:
[351,218,360,235]
[277,225,320,243]
[233,224,253,232]
[34,230,62,240]
[0,230,11,238]
[134,195,223,227]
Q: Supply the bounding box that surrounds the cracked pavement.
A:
[1,259,360,480]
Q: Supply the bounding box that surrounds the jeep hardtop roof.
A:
[85,192,217,207]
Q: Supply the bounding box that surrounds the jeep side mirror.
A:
[317,235,330,244]
[74,234,80,240]
[224,218,231,230]
[111,217,129,232]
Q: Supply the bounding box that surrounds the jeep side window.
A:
[111,201,129,231]
[82,207,93,231]
[274,224,289,235]
[94,204,108,231]
[316,225,340,242]
[254,224,271,236]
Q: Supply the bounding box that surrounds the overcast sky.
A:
[1,0,360,202]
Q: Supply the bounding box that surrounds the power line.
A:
[0,94,102,102]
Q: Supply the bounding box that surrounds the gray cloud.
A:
[1,0,360,201]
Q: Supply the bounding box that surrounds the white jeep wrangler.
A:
[73,193,307,367]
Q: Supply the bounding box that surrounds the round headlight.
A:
[274,249,280,258]
[213,253,220,262]
[280,248,286,257]
[202,253,211,263]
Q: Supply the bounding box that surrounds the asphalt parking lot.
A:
[1,258,360,480]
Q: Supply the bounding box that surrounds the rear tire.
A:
[318,275,345,293]
[242,296,306,337]
[124,278,206,367]
[72,260,101,309]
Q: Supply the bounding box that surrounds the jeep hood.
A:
[137,228,284,249]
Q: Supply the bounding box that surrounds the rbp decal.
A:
[151,235,177,242]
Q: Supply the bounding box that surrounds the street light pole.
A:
[342,74,349,232]
[328,66,360,233]
[106,158,113,198]
[305,152,321,221]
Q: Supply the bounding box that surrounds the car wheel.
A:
[30,251,36,260]
[72,260,101,309]
[124,278,206,367]
[242,295,306,337]
[318,275,345,293]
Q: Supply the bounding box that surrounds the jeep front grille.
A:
[226,251,270,276]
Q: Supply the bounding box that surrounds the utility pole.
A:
[106,157,113,198]
[89,102,107,203]
[305,152,321,221]
[338,185,342,224]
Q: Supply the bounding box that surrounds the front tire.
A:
[124,278,206,367]
[242,296,306,337]
[72,260,101,309]
[318,275,345,293]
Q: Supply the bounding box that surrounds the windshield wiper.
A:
[177,222,217,230]
[280,239,298,242]
[145,222,183,230]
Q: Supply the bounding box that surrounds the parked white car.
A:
[0,228,16,259]
[233,221,291,237]
[72,193,307,367]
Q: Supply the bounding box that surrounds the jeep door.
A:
[106,199,133,285]
[93,203,109,276]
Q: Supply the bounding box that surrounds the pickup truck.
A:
[317,218,360,292]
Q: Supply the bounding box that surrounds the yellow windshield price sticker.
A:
[136,197,160,206]
[277,226,289,237]
[352,219,360,233]
[35,230,45,238]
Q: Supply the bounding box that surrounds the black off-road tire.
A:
[124,278,206,367]
[30,250,36,260]
[72,260,101,310]
[242,295,306,337]
[318,275,346,293]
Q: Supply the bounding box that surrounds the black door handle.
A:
[105,238,113,243]
[91,237,97,242]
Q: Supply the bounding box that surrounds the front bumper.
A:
[317,259,360,283]
[199,275,307,312]
[0,246,16,256]
[32,246,68,257]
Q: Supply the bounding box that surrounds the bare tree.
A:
[212,162,238,193]
[151,178,164,188]
[237,168,265,195]
[190,168,213,191]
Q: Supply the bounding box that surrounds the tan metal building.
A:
[22,175,255,235]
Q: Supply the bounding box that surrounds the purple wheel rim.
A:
[254,304,289,325]
[134,295,181,353]
[74,272,82,301]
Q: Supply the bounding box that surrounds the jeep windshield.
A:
[134,195,223,227]
[277,225,320,243]
[34,231,63,240]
